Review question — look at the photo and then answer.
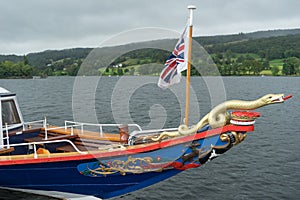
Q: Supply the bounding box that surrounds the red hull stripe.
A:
[0,125,254,166]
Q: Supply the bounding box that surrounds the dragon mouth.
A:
[272,94,292,103]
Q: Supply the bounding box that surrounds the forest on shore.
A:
[0,29,299,78]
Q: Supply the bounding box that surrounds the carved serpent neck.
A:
[223,98,267,110]
[208,97,269,129]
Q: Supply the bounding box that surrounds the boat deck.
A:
[0,123,134,161]
[23,126,122,153]
[0,120,219,162]
[0,147,14,155]
[41,126,121,142]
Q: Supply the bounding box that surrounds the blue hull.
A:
[0,124,252,199]
[0,159,181,199]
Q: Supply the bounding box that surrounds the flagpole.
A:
[184,5,196,126]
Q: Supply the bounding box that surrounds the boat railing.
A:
[22,118,143,142]
[130,127,178,136]
[8,139,87,159]
[1,119,46,149]
[64,121,143,136]
[44,124,82,140]
[23,119,46,131]
[2,123,10,149]
[128,127,178,145]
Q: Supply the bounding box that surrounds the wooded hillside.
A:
[0,28,299,77]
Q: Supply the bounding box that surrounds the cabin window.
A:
[1,99,21,126]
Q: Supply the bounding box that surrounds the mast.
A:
[0,96,3,148]
[184,5,196,126]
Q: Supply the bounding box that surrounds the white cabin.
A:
[0,87,24,147]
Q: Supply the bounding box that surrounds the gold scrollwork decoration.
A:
[231,131,247,145]
[87,156,154,176]
[219,131,247,146]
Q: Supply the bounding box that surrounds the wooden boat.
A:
[0,5,292,199]
[0,89,292,199]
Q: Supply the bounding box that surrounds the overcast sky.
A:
[0,0,299,55]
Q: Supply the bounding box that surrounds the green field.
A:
[98,55,293,76]
[270,59,283,68]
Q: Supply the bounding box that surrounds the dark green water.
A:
[0,76,299,200]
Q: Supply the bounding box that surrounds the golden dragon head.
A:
[260,93,292,105]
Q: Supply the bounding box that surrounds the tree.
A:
[236,55,245,64]
[242,60,252,74]
[271,66,280,76]
[282,57,300,75]
[117,67,124,75]
[191,65,200,76]
[66,64,79,76]
[137,64,151,75]
[251,60,263,75]
[129,67,135,75]
[231,62,240,75]
[262,60,270,70]
[23,55,29,65]
[282,59,296,75]
[0,60,34,78]
[216,52,223,60]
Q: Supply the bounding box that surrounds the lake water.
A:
[0,76,299,200]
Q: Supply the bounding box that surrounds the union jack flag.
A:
[158,27,188,89]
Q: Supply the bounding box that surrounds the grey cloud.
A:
[0,0,299,54]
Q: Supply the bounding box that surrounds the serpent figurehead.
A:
[152,93,291,141]
[206,93,285,128]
